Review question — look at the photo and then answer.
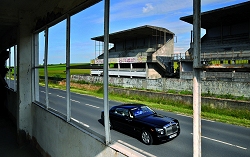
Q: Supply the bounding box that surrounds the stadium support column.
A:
[118,63,120,77]
[164,32,166,44]
[193,0,201,157]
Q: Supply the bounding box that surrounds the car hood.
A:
[137,114,176,127]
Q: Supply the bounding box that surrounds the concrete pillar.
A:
[17,11,34,145]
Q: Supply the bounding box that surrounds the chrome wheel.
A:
[141,130,153,145]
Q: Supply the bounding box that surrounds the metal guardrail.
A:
[171,53,192,60]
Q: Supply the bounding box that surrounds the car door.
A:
[111,107,133,133]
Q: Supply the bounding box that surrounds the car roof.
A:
[114,103,146,110]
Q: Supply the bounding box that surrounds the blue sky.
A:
[38,0,248,64]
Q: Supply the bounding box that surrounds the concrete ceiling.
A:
[0,0,101,50]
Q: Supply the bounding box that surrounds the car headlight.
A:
[155,128,164,135]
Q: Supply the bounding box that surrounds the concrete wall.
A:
[71,75,250,98]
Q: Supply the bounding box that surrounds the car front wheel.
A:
[141,130,153,145]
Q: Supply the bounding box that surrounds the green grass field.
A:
[7,63,91,80]
[37,63,91,79]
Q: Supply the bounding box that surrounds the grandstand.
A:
[177,1,250,80]
[90,25,176,79]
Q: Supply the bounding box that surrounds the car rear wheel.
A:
[101,113,113,129]
[103,120,113,130]
[141,130,153,145]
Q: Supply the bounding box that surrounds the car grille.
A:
[163,122,178,135]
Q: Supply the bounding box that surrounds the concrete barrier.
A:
[71,75,250,98]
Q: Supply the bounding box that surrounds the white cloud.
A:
[142,0,193,15]
[109,0,193,20]
[142,3,154,13]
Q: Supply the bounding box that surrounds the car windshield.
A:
[131,106,155,117]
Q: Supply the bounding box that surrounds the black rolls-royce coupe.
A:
[101,103,180,145]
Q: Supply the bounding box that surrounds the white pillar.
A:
[33,34,39,101]
[66,15,71,122]
[193,0,202,157]
[103,0,111,145]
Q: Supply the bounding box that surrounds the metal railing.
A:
[172,50,250,61]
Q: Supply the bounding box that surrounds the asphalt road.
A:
[34,86,250,157]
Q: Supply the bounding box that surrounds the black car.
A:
[101,103,180,145]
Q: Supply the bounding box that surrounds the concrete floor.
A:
[0,106,41,157]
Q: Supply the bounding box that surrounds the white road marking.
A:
[51,93,99,108]
[41,90,100,108]
[202,119,215,122]
[41,91,51,94]
[57,95,65,98]
[117,140,157,157]
[71,118,89,128]
[71,99,80,103]
[191,133,247,150]
[85,103,99,109]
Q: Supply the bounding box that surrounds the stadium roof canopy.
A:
[180,1,250,29]
[91,25,175,43]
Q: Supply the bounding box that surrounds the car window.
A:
[131,106,155,117]
[114,108,129,117]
